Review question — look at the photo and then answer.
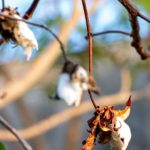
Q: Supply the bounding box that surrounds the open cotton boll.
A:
[13,15,38,60]
[52,61,100,106]
[57,73,83,106]
[111,117,131,150]
[0,7,38,60]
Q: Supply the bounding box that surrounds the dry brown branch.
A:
[0,84,149,141]
[119,0,150,59]
[0,0,102,109]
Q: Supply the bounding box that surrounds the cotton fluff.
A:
[13,15,38,60]
[111,117,131,150]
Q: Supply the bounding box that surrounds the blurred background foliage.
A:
[134,0,150,12]
[0,0,150,150]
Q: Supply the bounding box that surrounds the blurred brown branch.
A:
[120,67,132,93]
[0,83,150,141]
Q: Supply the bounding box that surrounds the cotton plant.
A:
[0,7,38,60]
[82,96,132,150]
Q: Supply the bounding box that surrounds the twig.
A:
[88,90,97,109]
[81,0,97,109]
[81,0,93,76]
[0,116,32,150]
[0,13,68,62]
[86,30,132,39]
[118,0,150,60]
[23,0,40,20]
[138,12,150,24]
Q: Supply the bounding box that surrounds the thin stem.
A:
[138,12,150,24]
[0,13,68,62]
[23,0,40,20]
[88,90,97,109]
[0,116,32,150]
[2,0,5,9]
[81,0,97,109]
[81,0,93,77]
[88,30,132,38]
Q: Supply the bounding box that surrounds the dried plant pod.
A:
[114,96,131,121]
[82,96,132,150]
[98,106,116,132]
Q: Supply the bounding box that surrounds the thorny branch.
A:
[0,116,32,150]
[118,0,150,60]
[81,0,98,109]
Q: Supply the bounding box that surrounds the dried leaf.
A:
[82,116,100,150]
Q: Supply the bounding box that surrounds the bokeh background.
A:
[0,0,150,150]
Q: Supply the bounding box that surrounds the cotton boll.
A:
[52,61,99,106]
[0,7,38,60]
[75,66,89,82]
[57,73,83,106]
[13,15,38,60]
[111,117,131,150]
[56,65,88,106]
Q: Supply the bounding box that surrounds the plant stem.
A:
[81,0,97,109]
[0,116,32,150]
